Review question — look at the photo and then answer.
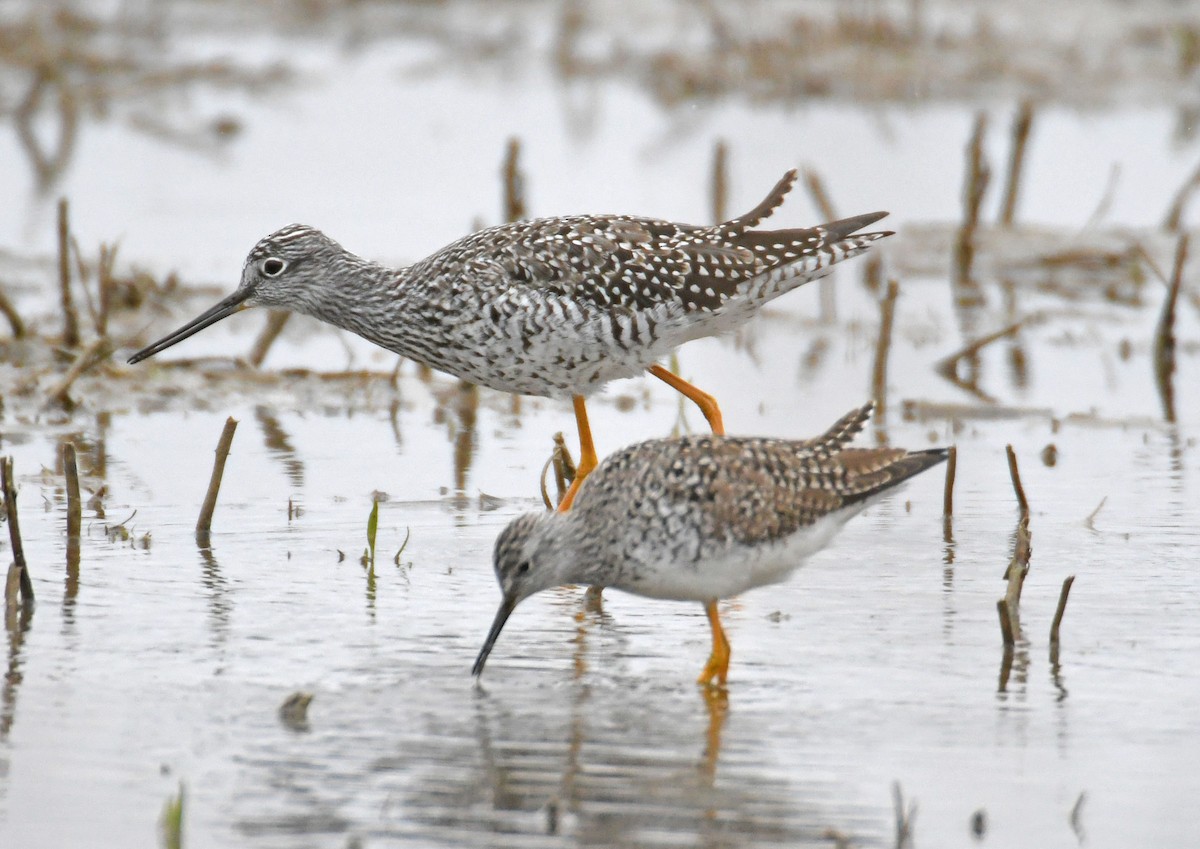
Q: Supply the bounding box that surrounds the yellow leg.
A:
[648,364,725,436]
[697,600,731,687]
[557,395,599,513]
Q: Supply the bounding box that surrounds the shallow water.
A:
[1,3,1199,848]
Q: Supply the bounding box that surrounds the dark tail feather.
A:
[807,402,875,455]
[842,447,949,507]
[724,169,799,233]
[821,211,891,241]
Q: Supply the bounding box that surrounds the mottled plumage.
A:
[473,402,947,684]
[128,170,889,399]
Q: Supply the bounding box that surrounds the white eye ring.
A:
[260,257,287,277]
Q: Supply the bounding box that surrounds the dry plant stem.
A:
[57,198,81,348]
[711,139,728,224]
[502,137,526,224]
[1153,234,1186,424]
[247,311,291,368]
[1005,444,1029,516]
[1004,517,1031,609]
[953,112,990,287]
[996,598,1015,646]
[1163,157,1200,231]
[871,279,899,422]
[196,417,238,542]
[0,286,25,338]
[2,457,34,606]
[999,101,1034,226]
[802,168,837,222]
[935,319,1032,384]
[942,445,957,516]
[802,167,839,320]
[64,443,82,572]
[46,338,111,407]
[96,243,117,337]
[1050,575,1076,643]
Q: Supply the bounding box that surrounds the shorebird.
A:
[128,171,890,508]
[471,402,946,686]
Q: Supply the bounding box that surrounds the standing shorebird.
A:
[472,402,947,686]
[128,170,890,509]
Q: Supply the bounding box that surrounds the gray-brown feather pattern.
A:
[576,403,946,550]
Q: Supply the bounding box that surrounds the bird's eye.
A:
[516,560,531,575]
[261,257,287,277]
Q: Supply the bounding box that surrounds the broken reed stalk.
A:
[996,598,1015,646]
[870,279,899,421]
[57,198,81,348]
[45,337,111,407]
[502,137,526,224]
[802,168,838,222]
[64,443,82,574]
[861,251,883,294]
[1153,234,1186,423]
[935,318,1032,384]
[2,457,34,606]
[802,167,839,321]
[247,310,291,368]
[1004,516,1031,609]
[1163,157,1200,231]
[1005,444,1029,517]
[95,242,118,338]
[711,139,728,224]
[998,101,1034,227]
[953,112,990,287]
[0,285,25,338]
[1050,575,1076,643]
[196,417,238,544]
[942,445,957,516]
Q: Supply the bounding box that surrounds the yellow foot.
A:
[696,600,731,686]
[557,395,599,513]
[648,364,726,436]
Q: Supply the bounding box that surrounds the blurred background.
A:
[0,2,1197,848]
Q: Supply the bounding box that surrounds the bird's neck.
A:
[313,256,417,356]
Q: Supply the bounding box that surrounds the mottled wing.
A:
[669,436,946,547]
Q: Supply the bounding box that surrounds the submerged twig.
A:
[953,112,990,287]
[996,598,1015,647]
[1153,234,1186,423]
[871,279,899,430]
[891,781,917,849]
[942,446,957,516]
[1050,575,1076,643]
[64,443,82,576]
[57,198,81,348]
[2,457,34,607]
[935,318,1036,398]
[45,337,111,407]
[999,101,1034,227]
[196,417,238,545]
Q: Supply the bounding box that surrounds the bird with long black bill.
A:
[128,171,891,509]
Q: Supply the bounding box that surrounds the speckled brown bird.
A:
[128,171,890,509]
[472,402,946,686]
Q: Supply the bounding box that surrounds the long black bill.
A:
[127,290,253,364]
[471,596,516,677]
